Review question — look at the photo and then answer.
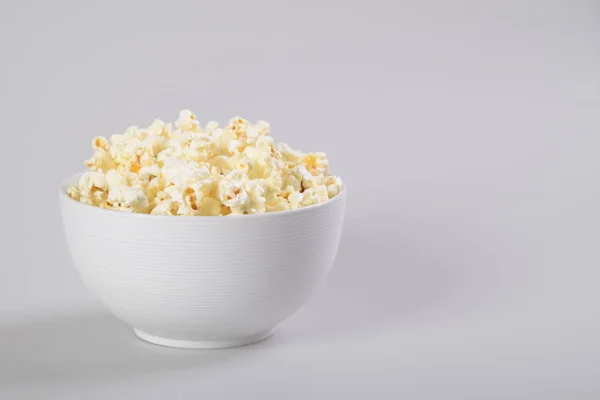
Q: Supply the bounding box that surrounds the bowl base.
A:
[133,328,275,349]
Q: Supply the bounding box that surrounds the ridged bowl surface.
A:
[59,174,346,348]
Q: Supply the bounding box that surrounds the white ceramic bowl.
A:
[59,174,346,349]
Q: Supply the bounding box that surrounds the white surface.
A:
[1,0,600,399]
[60,174,345,347]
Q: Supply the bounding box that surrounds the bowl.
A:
[59,173,346,349]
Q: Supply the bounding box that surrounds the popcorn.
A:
[227,117,250,139]
[85,137,116,172]
[301,186,328,207]
[175,110,201,132]
[107,185,149,213]
[105,170,127,190]
[244,180,266,214]
[279,143,303,163]
[151,198,176,216]
[266,196,290,212]
[257,178,281,206]
[288,190,303,209]
[67,110,343,215]
[254,120,270,136]
[199,196,222,216]
[293,165,316,189]
[301,152,329,176]
[147,119,172,137]
[79,171,107,192]
[74,171,108,206]
[323,175,343,198]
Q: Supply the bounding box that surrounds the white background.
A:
[1,0,599,398]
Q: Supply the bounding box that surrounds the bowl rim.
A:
[59,172,346,220]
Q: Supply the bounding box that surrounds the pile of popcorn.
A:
[67,110,343,216]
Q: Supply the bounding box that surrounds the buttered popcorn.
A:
[67,110,343,215]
